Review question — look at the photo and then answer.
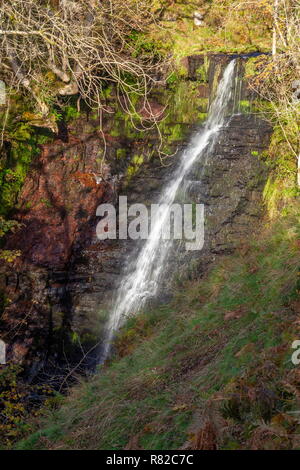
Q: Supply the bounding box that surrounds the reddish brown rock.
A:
[137,99,165,121]
[197,84,209,98]
[6,136,114,269]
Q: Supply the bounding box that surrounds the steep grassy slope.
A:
[17,194,300,450]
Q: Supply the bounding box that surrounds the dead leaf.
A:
[172,404,189,412]
[235,343,255,358]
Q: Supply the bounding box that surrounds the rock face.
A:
[162,114,271,292]
[0,55,272,381]
[0,133,118,375]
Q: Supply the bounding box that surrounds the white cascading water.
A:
[100,59,237,362]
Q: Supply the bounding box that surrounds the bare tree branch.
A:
[0,0,165,127]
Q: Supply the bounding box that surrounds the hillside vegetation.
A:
[1,0,300,451]
[17,189,300,450]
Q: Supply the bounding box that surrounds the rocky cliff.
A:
[0,54,272,384]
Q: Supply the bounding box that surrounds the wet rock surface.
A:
[162,113,272,293]
[0,55,272,381]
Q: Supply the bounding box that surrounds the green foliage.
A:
[132,154,144,166]
[110,127,121,138]
[50,109,63,122]
[268,125,298,179]
[247,54,300,191]
[0,365,55,448]
[116,148,126,160]
[195,62,209,83]
[167,124,185,143]
[40,198,52,208]
[166,72,180,85]
[0,249,21,263]
[0,120,53,217]
[0,216,21,238]
[155,80,208,152]
[128,30,165,61]
[239,100,251,113]
[148,0,272,60]
[0,217,22,262]
[10,123,32,141]
[0,109,54,264]
[125,154,145,180]
[63,105,80,122]
[244,57,261,78]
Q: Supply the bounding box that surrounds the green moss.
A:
[0,100,54,217]
[126,165,136,179]
[0,129,51,216]
[91,111,100,120]
[102,85,113,99]
[128,30,165,62]
[124,119,140,139]
[71,331,80,344]
[239,99,251,113]
[166,71,180,85]
[168,124,185,142]
[195,62,209,83]
[125,154,145,180]
[132,154,144,166]
[40,198,52,208]
[114,110,124,119]
[197,97,209,112]
[110,128,121,138]
[116,148,126,159]
[244,57,260,78]
[157,80,208,147]
[198,112,208,122]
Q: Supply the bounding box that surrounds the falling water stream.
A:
[100,59,238,362]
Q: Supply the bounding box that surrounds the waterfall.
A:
[100,59,237,362]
